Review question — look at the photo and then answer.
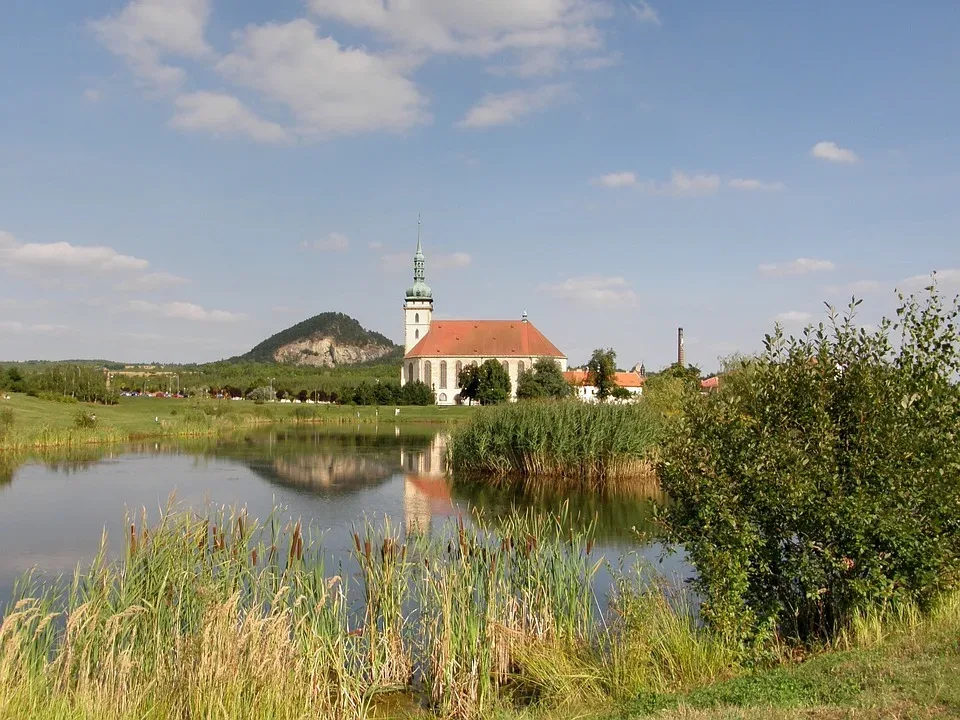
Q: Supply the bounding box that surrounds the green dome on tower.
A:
[406,216,432,300]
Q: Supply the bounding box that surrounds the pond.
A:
[0,425,687,603]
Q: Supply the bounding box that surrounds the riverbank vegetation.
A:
[447,401,662,486]
[0,393,472,450]
[3,505,960,719]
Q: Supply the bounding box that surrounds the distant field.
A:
[0,393,474,449]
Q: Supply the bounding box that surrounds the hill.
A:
[236,312,401,367]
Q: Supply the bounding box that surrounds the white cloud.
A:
[83,88,103,103]
[630,2,661,26]
[116,272,189,292]
[774,311,813,324]
[0,321,69,335]
[307,0,607,57]
[91,0,212,92]
[217,20,428,137]
[457,83,571,129]
[728,178,785,191]
[759,258,836,276]
[170,92,290,143]
[303,232,350,252]
[811,141,860,164]
[642,170,721,196]
[488,50,566,77]
[434,252,472,269]
[127,300,246,322]
[0,232,149,274]
[538,275,638,307]
[591,171,637,188]
[368,240,385,250]
[900,268,960,293]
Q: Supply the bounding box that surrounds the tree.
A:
[659,287,960,645]
[399,380,435,406]
[246,386,274,403]
[352,381,375,406]
[587,348,618,402]
[374,381,400,405]
[610,385,633,401]
[459,359,512,405]
[516,358,571,400]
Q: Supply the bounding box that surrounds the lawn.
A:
[0,393,474,449]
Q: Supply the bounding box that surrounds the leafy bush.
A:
[516,358,572,400]
[37,392,79,404]
[246,386,275,403]
[74,410,98,429]
[399,380,435,406]
[658,287,960,645]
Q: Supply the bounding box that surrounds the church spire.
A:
[406,214,431,300]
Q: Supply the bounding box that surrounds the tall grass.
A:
[0,504,724,720]
[447,401,662,487]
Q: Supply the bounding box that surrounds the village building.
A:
[400,222,567,406]
[562,370,646,402]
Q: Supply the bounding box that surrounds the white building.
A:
[563,370,645,402]
[400,220,567,406]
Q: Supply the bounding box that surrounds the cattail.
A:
[364,539,371,561]
[129,523,137,556]
[586,539,594,556]
[353,532,362,554]
[251,548,258,565]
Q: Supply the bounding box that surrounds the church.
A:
[400,223,567,406]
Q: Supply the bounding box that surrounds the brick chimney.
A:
[677,327,685,368]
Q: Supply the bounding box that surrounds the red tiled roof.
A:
[701,376,720,389]
[563,370,645,388]
[405,320,565,359]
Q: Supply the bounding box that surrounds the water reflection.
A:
[0,427,673,602]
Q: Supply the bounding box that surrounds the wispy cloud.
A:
[810,141,860,164]
[127,300,246,322]
[538,275,638,307]
[116,271,188,292]
[83,88,103,103]
[379,251,471,273]
[825,279,882,295]
[630,1,661,25]
[457,84,571,129]
[774,310,813,324]
[645,171,721,196]
[302,232,350,252]
[0,231,149,274]
[759,258,836,276]
[590,171,637,188]
[170,92,289,143]
[728,178,785,191]
[899,268,960,292]
[0,321,70,334]
[368,240,385,250]
[433,252,472,269]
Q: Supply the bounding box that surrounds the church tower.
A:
[404,216,433,354]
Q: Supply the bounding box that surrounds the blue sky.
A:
[1,0,958,370]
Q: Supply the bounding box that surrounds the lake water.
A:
[0,426,686,603]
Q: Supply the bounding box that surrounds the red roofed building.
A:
[400,221,567,405]
[563,370,646,402]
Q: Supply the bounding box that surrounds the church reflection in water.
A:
[401,433,456,534]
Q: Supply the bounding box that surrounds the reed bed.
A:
[447,401,662,487]
[0,504,727,720]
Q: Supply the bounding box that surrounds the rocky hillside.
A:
[237,312,400,367]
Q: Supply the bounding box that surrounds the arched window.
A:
[438,393,447,403]
[440,361,447,389]
[415,329,419,339]
[472,360,479,368]
[518,360,525,374]
[407,363,414,383]
[501,360,509,374]
[455,361,462,387]
[424,361,432,388]
[415,313,419,323]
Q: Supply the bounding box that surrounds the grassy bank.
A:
[1,507,957,720]
[0,393,473,450]
[447,401,662,487]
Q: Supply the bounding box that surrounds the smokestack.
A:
[677,327,685,368]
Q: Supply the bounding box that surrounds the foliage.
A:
[2,367,26,392]
[448,400,662,484]
[458,359,512,405]
[73,410,98,429]
[516,358,572,400]
[399,380,435,406]
[658,287,960,645]
[245,386,275,403]
[236,311,399,363]
[610,385,633,401]
[24,365,118,404]
[587,348,618,402]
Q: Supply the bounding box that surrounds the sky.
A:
[1,0,958,371]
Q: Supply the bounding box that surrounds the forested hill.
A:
[235,312,401,367]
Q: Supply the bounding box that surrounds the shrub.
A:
[37,392,79,404]
[399,380,435,406]
[74,410,98,429]
[658,287,960,645]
